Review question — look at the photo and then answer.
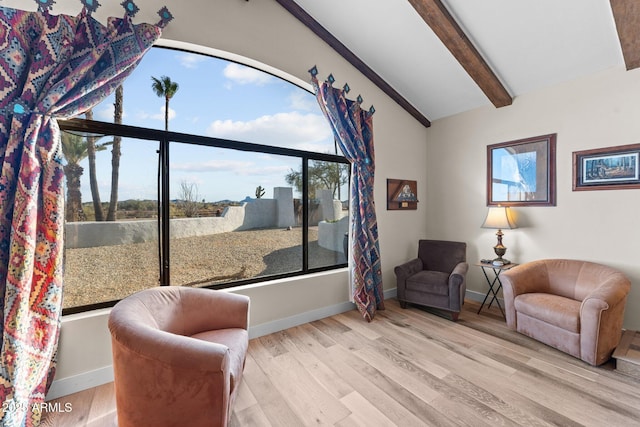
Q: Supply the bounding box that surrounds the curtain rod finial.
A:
[157,6,173,27]
[36,0,56,13]
[309,65,318,77]
[120,0,140,17]
[80,0,100,14]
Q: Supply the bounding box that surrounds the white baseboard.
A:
[47,366,113,401]
[249,301,355,339]
[249,287,398,339]
[465,289,503,306]
[48,288,399,399]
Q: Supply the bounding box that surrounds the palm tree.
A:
[85,109,105,221]
[61,132,87,222]
[151,75,179,131]
[107,85,124,221]
[151,76,179,284]
[61,132,107,222]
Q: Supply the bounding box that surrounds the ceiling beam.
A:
[610,0,640,70]
[408,0,512,108]
[275,0,431,127]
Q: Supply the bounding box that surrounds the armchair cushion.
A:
[406,270,449,295]
[515,293,580,332]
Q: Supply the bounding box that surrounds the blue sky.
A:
[77,47,336,203]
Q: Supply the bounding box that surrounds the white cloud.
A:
[223,63,274,86]
[206,112,332,151]
[172,159,252,173]
[136,106,177,122]
[94,105,114,121]
[94,104,128,122]
[177,53,205,69]
[171,159,290,177]
[288,90,317,112]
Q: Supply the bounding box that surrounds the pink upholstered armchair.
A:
[108,286,250,427]
[501,259,630,366]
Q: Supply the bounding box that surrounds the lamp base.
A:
[493,237,510,265]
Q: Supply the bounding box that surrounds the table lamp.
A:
[481,206,517,265]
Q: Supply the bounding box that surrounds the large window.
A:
[60,47,349,313]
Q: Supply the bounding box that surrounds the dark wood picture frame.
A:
[573,143,640,191]
[387,179,418,210]
[487,134,556,206]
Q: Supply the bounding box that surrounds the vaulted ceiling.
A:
[4,0,637,128]
[280,0,639,127]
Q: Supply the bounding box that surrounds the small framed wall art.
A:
[573,143,640,191]
[387,179,418,210]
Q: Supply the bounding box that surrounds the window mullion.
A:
[160,137,171,285]
[302,157,309,272]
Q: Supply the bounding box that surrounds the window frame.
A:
[60,118,350,315]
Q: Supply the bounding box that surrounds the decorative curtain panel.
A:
[0,2,170,425]
[310,68,384,322]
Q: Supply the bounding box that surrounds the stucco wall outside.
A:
[66,189,348,250]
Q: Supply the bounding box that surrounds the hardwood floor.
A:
[42,299,640,426]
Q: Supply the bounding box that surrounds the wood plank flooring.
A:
[41,299,640,426]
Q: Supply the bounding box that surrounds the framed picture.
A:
[387,179,418,210]
[487,134,556,206]
[573,143,640,191]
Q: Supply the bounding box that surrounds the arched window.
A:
[61,46,349,313]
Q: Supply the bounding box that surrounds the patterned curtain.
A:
[0,2,171,425]
[310,67,384,322]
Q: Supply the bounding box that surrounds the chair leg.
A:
[451,311,460,321]
[399,300,407,309]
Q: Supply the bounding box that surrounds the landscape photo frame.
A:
[573,143,640,191]
[487,134,557,206]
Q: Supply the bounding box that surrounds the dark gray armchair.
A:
[394,240,468,320]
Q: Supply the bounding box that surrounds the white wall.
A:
[46,0,429,398]
[425,66,640,330]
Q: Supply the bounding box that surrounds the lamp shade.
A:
[481,206,517,230]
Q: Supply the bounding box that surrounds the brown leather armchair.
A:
[395,240,468,320]
[501,259,630,366]
[108,286,250,427]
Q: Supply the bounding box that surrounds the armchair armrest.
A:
[394,258,423,281]
[448,261,468,311]
[395,258,423,301]
[580,275,631,325]
[449,262,468,287]
[580,274,631,365]
[581,275,631,311]
[111,322,231,373]
[181,289,250,335]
